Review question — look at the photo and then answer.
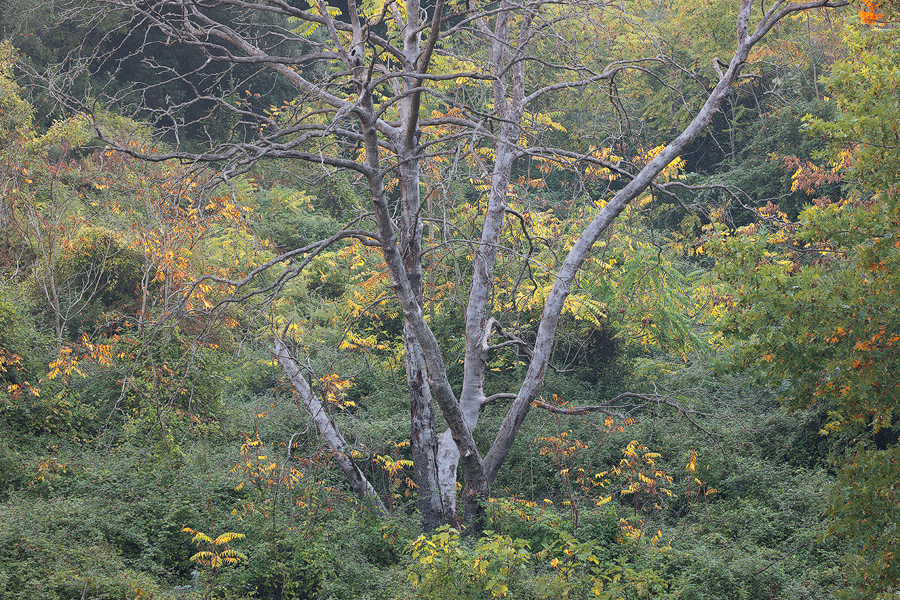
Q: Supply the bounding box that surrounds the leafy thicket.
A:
[707,6,900,597]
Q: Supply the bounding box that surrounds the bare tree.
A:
[43,0,846,528]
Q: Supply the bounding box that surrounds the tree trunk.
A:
[273,335,388,517]
[406,331,447,530]
[396,0,449,525]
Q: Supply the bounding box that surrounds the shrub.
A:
[0,495,164,600]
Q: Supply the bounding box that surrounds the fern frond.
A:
[190,550,215,562]
[213,532,246,545]
[192,532,214,544]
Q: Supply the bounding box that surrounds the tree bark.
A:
[399,150,446,528]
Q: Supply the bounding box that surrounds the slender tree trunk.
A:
[397,0,453,529]
[405,327,447,529]
[399,155,446,529]
[274,335,389,517]
[435,0,528,520]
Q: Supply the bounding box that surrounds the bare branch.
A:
[531,392,719,437]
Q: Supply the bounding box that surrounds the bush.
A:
[0,495,164,600]
[42,228,145,335]
[407,527,531,600]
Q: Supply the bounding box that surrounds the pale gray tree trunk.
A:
[273,335,389,516]
[395,0,450,531]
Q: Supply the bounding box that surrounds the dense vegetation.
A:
[1,0,898,598]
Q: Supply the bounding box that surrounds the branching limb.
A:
[531,392,720,437]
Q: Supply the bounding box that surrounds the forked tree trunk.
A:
[71,0,846,531]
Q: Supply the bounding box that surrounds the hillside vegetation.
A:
[0,0,898,598]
